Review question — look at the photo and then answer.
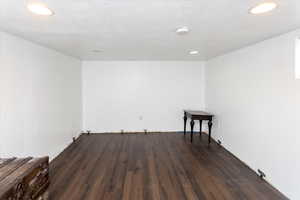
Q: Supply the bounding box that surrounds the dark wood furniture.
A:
[0,157,49,200]
[184,110,214,143]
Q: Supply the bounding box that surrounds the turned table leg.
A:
[190,119,195,143]
[199,120,202,139]
[184,115,187,136]
[208,120,213,144]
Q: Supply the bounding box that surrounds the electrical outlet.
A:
[139,116,143,120]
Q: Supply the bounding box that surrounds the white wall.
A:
[0,31,82,160]
[1,27,296,197]
[206,29,300,199]
[82,61,205,133]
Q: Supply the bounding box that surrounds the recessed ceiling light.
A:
[250,2,277,15]
[27,3,54,16]
[189,50,199,55]
[176,27,189,35]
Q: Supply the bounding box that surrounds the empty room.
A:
[0,0,299,199]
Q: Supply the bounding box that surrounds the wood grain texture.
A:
[50,133,287,200]
[0,157,49,200]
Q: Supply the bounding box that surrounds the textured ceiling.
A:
[0,0,300,60]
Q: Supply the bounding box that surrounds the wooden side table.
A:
[184,110,214,143]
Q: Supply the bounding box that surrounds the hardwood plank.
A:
[50,133,288,200]
[0,158,16,169]
[0,157,32,182]
[0,157,48,198]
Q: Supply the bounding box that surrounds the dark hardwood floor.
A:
[50,133,287,200]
